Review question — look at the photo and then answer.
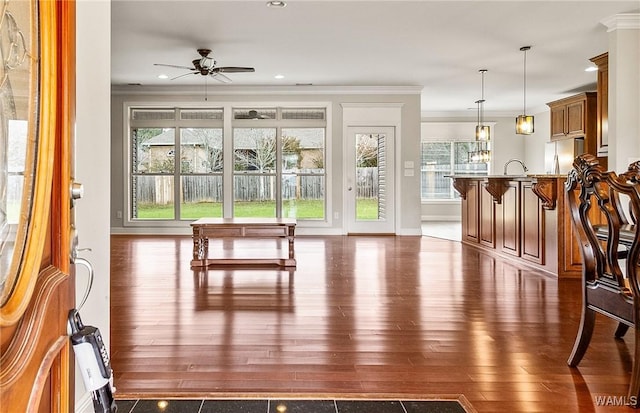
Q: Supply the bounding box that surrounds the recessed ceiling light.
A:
[274,74,285,79]
[158,74,169,79]
[584,66,598,72]
[266,1,286,8]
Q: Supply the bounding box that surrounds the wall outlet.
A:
[116,210,123,219]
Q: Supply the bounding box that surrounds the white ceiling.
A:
[111,1,640,116]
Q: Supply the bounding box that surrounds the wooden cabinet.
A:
[548,92,596,141]
[479,181,496,248]
[500,181,520,256]
[590,52,609,156]
[460,180,496,246]
[521,181,544,264]
[462,180,480,243]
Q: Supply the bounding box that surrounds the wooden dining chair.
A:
[565,153,640,407]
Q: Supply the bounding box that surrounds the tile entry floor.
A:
[115,398,470,413]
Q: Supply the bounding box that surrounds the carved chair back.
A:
[565,153,640,406]
[566,154,640,299]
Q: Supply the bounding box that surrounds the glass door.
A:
[345,127,395,233]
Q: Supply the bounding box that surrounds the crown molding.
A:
[601,13,640,31]
[111,84,423,96]
[421,106,547,119]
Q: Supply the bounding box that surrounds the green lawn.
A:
[135,198,379,220]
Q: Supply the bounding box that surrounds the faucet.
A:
[503,159,529,175]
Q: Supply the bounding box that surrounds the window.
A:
[233,127,277,217]
[421,141,487,200]
[281,128,325,219]
[127,106,326,223]
[180,128,223,219]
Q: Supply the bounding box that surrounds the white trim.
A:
[601,13,640,31]
[341,102,405,109]
[421,199,461,204]
[113,85,423,96]
[421,215,462,222]
[422,106,548,119]
[342,103,403,234]
[397,228,423,236]
[75,392,93,413]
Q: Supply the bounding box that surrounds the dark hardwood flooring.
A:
[110,235,636,412]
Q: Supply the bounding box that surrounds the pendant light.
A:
[475,69,490,141]
[516,46,534,134]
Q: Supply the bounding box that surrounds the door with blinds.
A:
[345,127,395,234]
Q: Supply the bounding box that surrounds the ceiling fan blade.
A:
[213,67,255,73]
[210,72,232,83]
[154,63,195,70]
[170,72,198,81]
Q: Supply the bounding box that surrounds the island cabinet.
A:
[461,180,496,247]
[451,175,579,278]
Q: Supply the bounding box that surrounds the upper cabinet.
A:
[547,92,601,166]
[547,92,597,141]
[590,52,609,156]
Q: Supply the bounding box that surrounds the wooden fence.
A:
[134,167,378,204]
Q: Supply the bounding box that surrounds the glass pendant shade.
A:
[475,125,490,141]
[469,138,490,164]
[515,115,534,134]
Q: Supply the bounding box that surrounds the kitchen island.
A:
[449,174,581,278]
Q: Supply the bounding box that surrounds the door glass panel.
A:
[179,128,223,219]
[233,128,277,217]
[1,0,38,303]
[355,133,385,221]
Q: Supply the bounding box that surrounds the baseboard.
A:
[421,216,461,222]
[75,392,93,413]
[397,228,423,236]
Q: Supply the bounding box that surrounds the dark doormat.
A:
[115,395,475,413]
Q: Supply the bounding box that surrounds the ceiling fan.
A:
[154,48,255,83]
[235,109,272,120]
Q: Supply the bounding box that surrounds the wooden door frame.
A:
[0,1,76,411]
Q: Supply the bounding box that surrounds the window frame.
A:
[123,102,332,228]
[420,139,489,201]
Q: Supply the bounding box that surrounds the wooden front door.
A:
[1,1,76,412]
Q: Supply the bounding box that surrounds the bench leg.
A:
[287,226,295,261]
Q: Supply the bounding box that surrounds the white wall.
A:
[75,1,111,411]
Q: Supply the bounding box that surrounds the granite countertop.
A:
[447,174,567,179]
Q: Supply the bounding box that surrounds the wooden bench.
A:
[190,218,297,268]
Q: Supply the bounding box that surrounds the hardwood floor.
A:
[110,235,636,412]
